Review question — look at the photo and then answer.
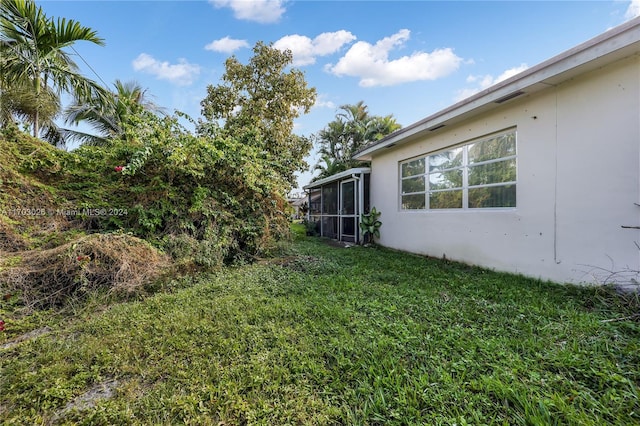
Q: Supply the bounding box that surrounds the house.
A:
[351,17,640,285]
[287,194,308,220]
[303,168,370,243]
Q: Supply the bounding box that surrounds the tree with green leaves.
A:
[0,0,106,144]
[63,79,164,146]
[314,101,401,180]
[0,74,60,133]
[200,41,317,186]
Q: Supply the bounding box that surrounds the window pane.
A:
[341,181,355,214]
[322,183,338,214]
[309,189,321,214]
[468,184,516,208]
[321,216,338,239]
[402,176,425,194]
[400,130,517,210]
[429,147,463,172]
[402,194,425,210]
[429,169,462,190]
[308,216,321,234]
[341,217,356,238]
[468,158,516,186]
[468,131,516,164]
[401,158,425,178]
[429,190,462,209]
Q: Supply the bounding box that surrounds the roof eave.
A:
[303,167,371,190]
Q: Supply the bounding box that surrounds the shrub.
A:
[87,112,295,264]
[303,219,319,236]
[1,107,300,282]
[161,234,227,273]
[359,207,382,244]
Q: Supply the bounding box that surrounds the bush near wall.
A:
[0,111,294,306]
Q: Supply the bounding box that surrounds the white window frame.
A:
[399,129,517,211]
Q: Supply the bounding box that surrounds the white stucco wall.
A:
[370,55,640,284]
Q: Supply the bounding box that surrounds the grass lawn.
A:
[1,225,639,425]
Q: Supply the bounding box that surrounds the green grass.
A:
[1,233,639,425]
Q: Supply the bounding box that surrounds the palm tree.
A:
[338,100,369,126]
[366,114,402,142]
[63,79,164,146]
[313,101,401,178]
[0,0,106,143]
[0,75,59,130]
[313,153,348,181]
[317,119,347,162]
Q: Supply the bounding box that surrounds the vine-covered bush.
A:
[1,105,295,273]
[0,112,297,306]
[1,41,314,285]
[62,110,293,268]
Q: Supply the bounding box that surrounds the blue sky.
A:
[41,0,640,191]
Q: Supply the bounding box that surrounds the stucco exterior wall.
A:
[370,55,640,284]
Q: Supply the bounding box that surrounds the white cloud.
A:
[313,94,336,110]
[496,64,529,82]
[315,100,336,109]
[132,53,201,86]
[454,88,483,103]
[625,0,640,19]
[313,31,356,55]
[455,63,529,102]
[210,0,286,23]
[273,31,356,66]
[325,29,463,87]
[205,36,250,53]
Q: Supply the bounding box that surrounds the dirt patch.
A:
[0,326,52,351]
[271,255,324,273]
[65,379,119,411]
[50,378,119,422]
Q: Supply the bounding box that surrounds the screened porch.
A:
[303,168,370,243]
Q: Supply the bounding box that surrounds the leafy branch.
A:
[359,207,381,245]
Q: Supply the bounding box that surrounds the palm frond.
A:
[58,127,109,146]
[0,0,106,142]
[54,16,104,46]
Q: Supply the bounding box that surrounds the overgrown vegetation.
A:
[1,231,638,424]
[2,2,637,423]
[0,233,169,308]
[0,98,302,305]
[201,41,316,187]
[1,2,315,308]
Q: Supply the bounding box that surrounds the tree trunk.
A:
[33,73,42,138]
[33,109,39,137]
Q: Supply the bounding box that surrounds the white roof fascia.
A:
[303,167,371,190]
[353,17,640,161]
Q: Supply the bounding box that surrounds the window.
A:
[321,182,338,214]
[400,129,516,210]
